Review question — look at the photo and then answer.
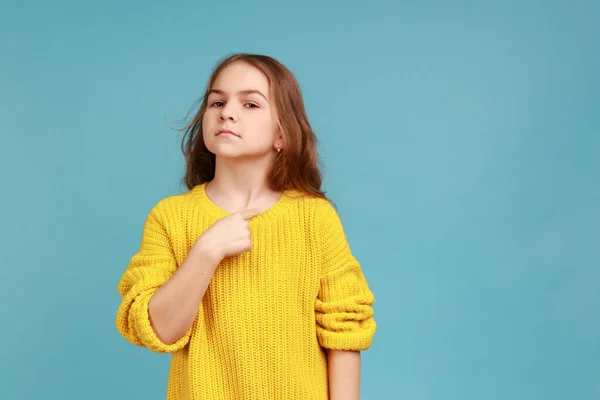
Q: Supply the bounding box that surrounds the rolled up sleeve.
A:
[315,203,377,351]
[115,201,192,353]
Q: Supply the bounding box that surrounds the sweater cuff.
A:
[316,318,376,351]
[127,289,192,353]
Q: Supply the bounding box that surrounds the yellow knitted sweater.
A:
[115,183,377,399]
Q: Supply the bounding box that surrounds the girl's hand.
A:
[194,208,261,261]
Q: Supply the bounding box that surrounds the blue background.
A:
[1,0,599,399]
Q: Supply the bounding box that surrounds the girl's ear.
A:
[274,130,284,150]
[274,139,284,152]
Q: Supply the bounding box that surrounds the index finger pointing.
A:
[238,208,261,220]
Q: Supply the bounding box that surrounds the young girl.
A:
[115,53,377,399]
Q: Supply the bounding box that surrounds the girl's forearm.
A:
[327,350,361,400]
[148,241,220,344]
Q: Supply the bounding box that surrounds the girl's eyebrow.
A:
[208,89,268,101]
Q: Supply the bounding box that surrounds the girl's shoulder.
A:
[153,189,198,211]
[142,186,205,224]
[285,192,341,227]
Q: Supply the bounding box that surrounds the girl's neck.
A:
[206,155,281,213]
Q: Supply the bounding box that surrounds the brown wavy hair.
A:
[177,53,327,200]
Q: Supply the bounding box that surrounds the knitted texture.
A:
[115,183,377,399]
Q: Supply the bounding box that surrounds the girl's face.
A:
[202,62,282,160]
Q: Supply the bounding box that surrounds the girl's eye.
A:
[211,101,224,107]
[245,103,259,108]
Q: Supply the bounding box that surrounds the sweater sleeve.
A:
[314,203,377,351]
[115,201,192,353]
